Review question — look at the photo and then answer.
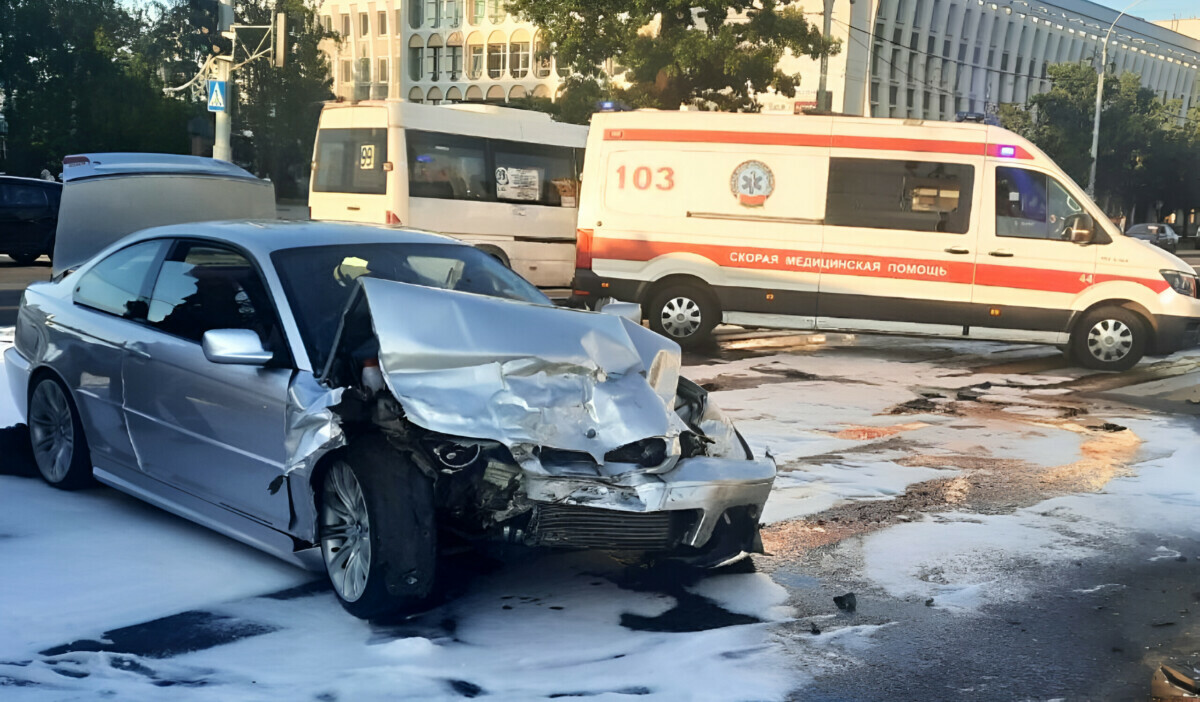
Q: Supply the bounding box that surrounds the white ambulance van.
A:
[573,111,1200,370]
[309,100,587,288]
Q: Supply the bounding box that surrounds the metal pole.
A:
[817,0,834,112]
[1088,0,1146,198]
[213,0,234,162]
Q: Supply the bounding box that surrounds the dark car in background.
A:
[0,176,61,265]
[1126,223,1180,254]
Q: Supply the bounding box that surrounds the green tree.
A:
[508,0,836,113]
[0,0,190,176]
[1001,62,1199,221]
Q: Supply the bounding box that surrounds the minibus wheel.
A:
[1070,306,1146,372]
[647,283,719,349]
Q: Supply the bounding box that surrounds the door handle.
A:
[944,246,970,254]
[988,250,1014,258]
[124,341,151,359]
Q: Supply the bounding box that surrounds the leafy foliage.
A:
[0,0,192,176]
[1001,62,1200,222]
[508,0,836,113]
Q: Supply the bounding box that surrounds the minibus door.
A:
[969,164,1098,341]
[310,106,392,223]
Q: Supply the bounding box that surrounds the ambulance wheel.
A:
[1070,306,1146,372]
[648,283,719,349]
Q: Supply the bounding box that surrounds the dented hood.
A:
[353,277,684,468]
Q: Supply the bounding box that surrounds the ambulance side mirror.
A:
[1066,213,1095,245]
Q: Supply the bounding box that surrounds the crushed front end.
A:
[321,278,776,566]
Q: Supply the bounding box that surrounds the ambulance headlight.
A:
[1161,270,1197,298]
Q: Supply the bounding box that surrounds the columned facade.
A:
[760,0,1200,123]
[318,0,565,103]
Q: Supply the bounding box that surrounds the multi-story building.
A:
[317,0,567,104]
[759,0,1200,122]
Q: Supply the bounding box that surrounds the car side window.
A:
[73,241,168,319]
[146,242,283,351]
[1,185,49,208]
[995,167,1083,240]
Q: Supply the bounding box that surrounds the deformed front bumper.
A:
[3,347,32,426]
[522,455,776,562]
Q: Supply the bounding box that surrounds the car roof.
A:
[0,175,61,189]
[117,219,463,259]
[60,153,259,183]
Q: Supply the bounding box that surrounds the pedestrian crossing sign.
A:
[208,80,227,113]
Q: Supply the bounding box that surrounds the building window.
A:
[487,0,505,23]
[409,47,423,80]
[487,38,506,78]
[534,37,550,77]
[378,58,389,83]
[322,15,332,32]
[444,0,461,27]
[410,2,422,28]
[426,0,439,27]
[378,11,387,35]
[427,46,443,80]
[468,44,485,78]
[448,45,464,80]
[341,13,350,36]
[359,12,369,36]
[471,0,485,24]
[826,158,975,234]
[341,60,352,83]
[510,41,530,78]
[357,57,370,82]
[396,10,404,33]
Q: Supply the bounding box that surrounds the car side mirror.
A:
[1066,213,1095,245]
[598,300,642,324]
[202,329,273,365]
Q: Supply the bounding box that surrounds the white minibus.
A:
[573,111,1200,371]
[309,100,587,288]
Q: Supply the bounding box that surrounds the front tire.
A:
[28,376,93,489]
[647,283,720,350]
[1070,306,1147,371]
[7,252,38,266]
[319,435,437,619]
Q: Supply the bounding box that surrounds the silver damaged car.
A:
[6,221,776,617]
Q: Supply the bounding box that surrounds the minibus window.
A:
[313,128,389,194]
[826,158,973,234]
[492,140,576,206]
[406,130,489,200]
[995,167,1082,240]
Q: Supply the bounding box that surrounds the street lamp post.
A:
[1088,0,1146,198]
[816,0,835,112]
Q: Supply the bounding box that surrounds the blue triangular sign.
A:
[208,80,226,112]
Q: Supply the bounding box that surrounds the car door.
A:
[0,183,53,254]
[121,239,294,530]
[817,155,980,334]
[61,239,169,472]
[970,164,1098,341]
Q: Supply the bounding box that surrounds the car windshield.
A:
[271,242,551,369]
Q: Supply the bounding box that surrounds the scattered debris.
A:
[808,622,821,635]
[1151,621,1177,628]
[1151,664,1200,700]
[1178,556,1189,563]
[1096,422,1127,433]
[925,598,935,607]
[833,593,857,612]
[887,398,958,415]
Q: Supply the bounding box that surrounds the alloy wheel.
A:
[320,461,373,603]
[29,381,75,484]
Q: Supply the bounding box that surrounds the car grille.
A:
[528,504,698,551]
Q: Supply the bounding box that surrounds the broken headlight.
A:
[1161,270,1198,298]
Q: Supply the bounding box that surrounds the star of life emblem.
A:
[730,160,774,207]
